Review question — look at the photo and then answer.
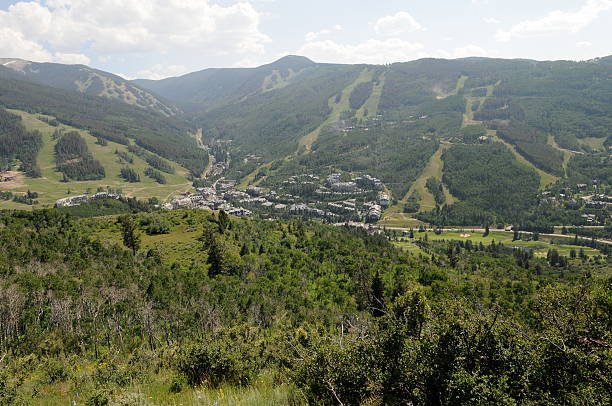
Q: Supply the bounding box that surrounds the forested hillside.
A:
[0,107,42,177]
[0,77,207,176]
[0,58,178,116]
[0,208,609,405]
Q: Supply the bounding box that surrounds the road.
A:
[382,227,612,246]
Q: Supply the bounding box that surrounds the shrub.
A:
[176,342,249,388]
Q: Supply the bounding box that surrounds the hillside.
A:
[0,76,208,176]
[0,108,193,209]
[135,55,611,226]
[133,55,317,112]
[0,209,609,404]
[0,58,178,116]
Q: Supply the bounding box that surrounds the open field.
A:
[394,230,602,257]
[577,136,607,151]
[0,110,192,209]
[298,67,374,151]
[378,213,426,228]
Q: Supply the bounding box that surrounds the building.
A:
[379,192,390,207]
[246,186,263,197]
[331,182,358,193]
[54,195,89,208]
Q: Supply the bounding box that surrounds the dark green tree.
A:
[118,215,140,255]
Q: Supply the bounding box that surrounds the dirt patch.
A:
[0,171,25,189]
[460,233,471,238]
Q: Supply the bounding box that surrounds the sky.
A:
[0,0,611,79]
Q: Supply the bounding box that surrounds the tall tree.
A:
[118,215,141,255]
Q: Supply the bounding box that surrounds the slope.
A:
[0,58,178,116]
[0,76,208,176]
[0,109,192,209]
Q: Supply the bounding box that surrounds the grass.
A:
[355,72,386,120]
[492,131,559,189]
[394,230,602,257]
[437,75,467,100]
[378,213,426,228]
[0,110,192,209]
[24,367,300,406]
[298,67,374,151]
[577,136,606,151]
[402,143,456,211]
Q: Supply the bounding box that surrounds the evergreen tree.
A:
[370,271,386,317]
[118,215,140,255]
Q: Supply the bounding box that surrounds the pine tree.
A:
[370,272,386,317]
[118,215,140,255]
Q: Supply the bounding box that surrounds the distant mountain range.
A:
[0,58,178,116]
[1,54,610,223]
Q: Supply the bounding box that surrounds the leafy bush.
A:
[176,341,250,388]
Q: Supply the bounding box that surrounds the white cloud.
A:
[496,0,612,41]
[576,41,593,47]
[483,17,500,24]
[439,45,488,59]
[132,64,188,80]
[305,25,342,42]
[53,53,91,65]
[297,38,425,65]
[0,0,270,61]
[374,12,422,36]
[0,26,90,64]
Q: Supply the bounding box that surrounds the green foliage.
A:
[143,167,167,184]
[0,75,207,175]
[348,81,374,110]
[425,177,445,205]
[55,131,106,180]
[120,167,140,183]
[419,143,540,225]
[118,215,141,255]
[176,341,250,388]
[0,106,42,177]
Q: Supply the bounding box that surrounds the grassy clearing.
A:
[437,75,468,100]
[577,136,606,151]
[492,131,559,189]
[547,135,574,175]
[403,143,456,211]
[355,72,386,120]
[394,230,601,257]
[0,110,192,209]
[298,68,374,151]
[378,213,426,228]
[25,367,299,406]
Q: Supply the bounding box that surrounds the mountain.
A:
[0,58,179,116]
[135,55,612,225]
[0,75,207,176]
[133,55,317,111]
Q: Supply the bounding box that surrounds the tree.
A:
[118,215,141,255]
[483,224,490,237]
[218,210,230,233]
[370,271,386,317]
[202,228,228,277]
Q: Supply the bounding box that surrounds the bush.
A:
[176,342,249,388]
[41,358,70,384]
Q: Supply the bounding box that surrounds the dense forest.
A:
[0,107,42,177]
[54,131,106,181]
[419,143,540,226]
[0,208,609,405]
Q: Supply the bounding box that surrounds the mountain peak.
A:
[267,55,316,69]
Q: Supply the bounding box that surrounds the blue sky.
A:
[0,0,611,79]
